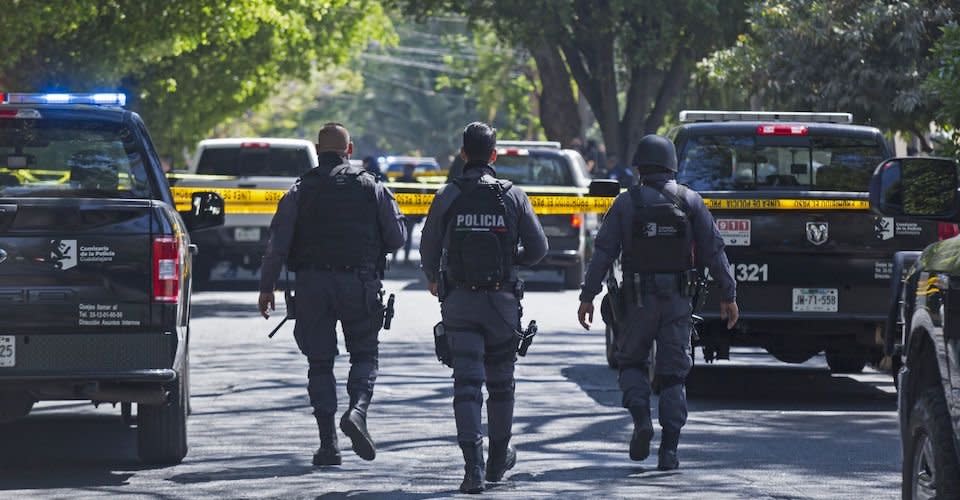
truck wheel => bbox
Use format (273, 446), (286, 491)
(605, 323), (619, 369)
(138, 368), (188, 465)
(902, 388), (960, 499)
(0, 392), (34, 423)
(825, 351), (866, 374)
(564, 261), (584, 290)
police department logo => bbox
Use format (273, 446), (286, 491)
(644, 222), (658, 237)
(50, 239), (77, 270)
(0, 248), (6, 264)
(806, 222), (829, 246)
(874, 217), (894, 240)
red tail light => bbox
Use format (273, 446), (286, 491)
(757, 124), (808, 136)
(153, 236), (181, 303)
(241, 141), (270, 149)
(938, 222), (960, 240)
(571, 213), (583, 229)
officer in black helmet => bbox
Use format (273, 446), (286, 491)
(258, 123), (406, 467)
(577, 134), (739, 470)
(420, 122), (548, 493)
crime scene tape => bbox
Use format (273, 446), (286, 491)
(171, 185), (869, 215)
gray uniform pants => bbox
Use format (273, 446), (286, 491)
(293, 269), (384, 417)
(441, 288), (519, 444)
(616, 291), (693, 434)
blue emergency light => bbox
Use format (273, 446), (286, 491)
(1, 92), (126, 106)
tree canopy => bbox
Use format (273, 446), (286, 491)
(1, 0), (391, 159)
(392, 0), (747, 163)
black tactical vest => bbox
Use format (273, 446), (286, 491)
(623, 183), (694, 274)
(289, 163), (381, 269)
(445, 176), (517, 288)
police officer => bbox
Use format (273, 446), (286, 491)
(420, 122), (548, 493)
(577, 134), (739, 470)
(258, 123), (406, 466)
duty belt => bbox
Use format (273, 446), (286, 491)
(294, 263), (369, 272)
(452, 281), (514, 292)
(623, 270), (698, 297)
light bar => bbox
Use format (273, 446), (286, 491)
(497, 140), (562, 150)
(497, 148), (530, 156)
(3, 93), (127, 107)
(679, 110), (853, 124)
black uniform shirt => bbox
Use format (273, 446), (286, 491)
(259, 155), (406, 293)
(420, 163), (548, 283)
(580, 173), (737, 303)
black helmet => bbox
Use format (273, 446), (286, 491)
(632, 134), (677, 173)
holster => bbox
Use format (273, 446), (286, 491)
(433, 322), (452, 367)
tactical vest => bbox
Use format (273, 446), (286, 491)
(289, 163), (381, 269)
(623, 183), (694, 274)
(445, 177), (517, 288)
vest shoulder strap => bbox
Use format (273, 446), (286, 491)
(630, 183), (690, 213)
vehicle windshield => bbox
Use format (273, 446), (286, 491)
(0, 117), (152, 198)
(494, 154), (572, 186)
(678, 134), (885, 192)
(196, 146), (312, 177)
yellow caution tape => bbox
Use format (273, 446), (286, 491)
(172, 184), (868, 215)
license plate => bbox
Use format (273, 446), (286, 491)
(792, 288), (838, 312)
(234, 227), (261, 242)
(0, 336), (14, 367)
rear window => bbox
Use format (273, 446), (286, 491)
(494, 154), (573, 186)
(678, 134), (886, 192)
(0, 117), (152, 198)
(196, 146), (312, 177)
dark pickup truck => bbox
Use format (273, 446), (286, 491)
(0, 93), (223, 464)
(870, 156), (960, 498)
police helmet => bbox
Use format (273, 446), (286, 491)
(632, 134), (677, 173)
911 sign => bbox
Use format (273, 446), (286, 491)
(717, 219), (751, 246)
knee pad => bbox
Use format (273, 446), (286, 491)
(486, 379), (515, 402)
(453, 377), (484, 404)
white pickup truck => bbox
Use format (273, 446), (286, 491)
(170, 138), (319, 283)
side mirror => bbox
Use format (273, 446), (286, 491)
(589, 179), (621, 197)
(869, 157), (960, 220)
(182, 192), (225, 231)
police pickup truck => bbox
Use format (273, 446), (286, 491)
(868, 156), (960, 498)
(672, 111), (941, 373)
(171, 138), (318, 282)
(0, 92), (223, 464)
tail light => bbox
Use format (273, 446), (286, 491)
(757, 124), (808, 136)
(938, 223), (960, 240)
(153, 236), (181, 303)
(241, 141), (270, 149)
(571, 213), (583, 229)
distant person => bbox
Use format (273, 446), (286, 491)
(362, 156), (384, 181)
(258, 123), (406, 466)
(393, 163), (420, 265)
(609, 158), (637, 187)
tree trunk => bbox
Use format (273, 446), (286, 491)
(530, 44), (581, 147)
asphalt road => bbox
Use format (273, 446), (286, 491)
(0, 270), (901, 499)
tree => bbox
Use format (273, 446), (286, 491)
(392, 0), (747, 162)
(0, 0), (391, 159)
(703, 0), (960, 148)
(926, 23), (960, 157)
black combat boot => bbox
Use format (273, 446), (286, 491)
(340, 392), (376, 461)
(459, 440), (485, 494)
(485, 438), (516, 482)
(629, 406), (654, 461)
(657, 430), (680, 471)
(312, 414), (342, 466)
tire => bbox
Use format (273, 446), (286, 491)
(605, 323), (619, 369)
(825, 351), (867, 374)
(902, 387), (960, 500)
(138, 366), (188, 465)
(564, 260), (584, 290)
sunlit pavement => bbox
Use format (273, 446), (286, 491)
(0, 269), (899, 499)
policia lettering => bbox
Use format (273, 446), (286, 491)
(446, 179), (515, 289)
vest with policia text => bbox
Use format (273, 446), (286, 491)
(288, 163), (381, 270)
(622, 183), (694, 274)
(445, 176), (517, 288)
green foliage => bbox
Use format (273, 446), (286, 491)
(437, 26), (541, 140)
(702, 0), (960, 135)
(0, 0), (391, 159)
(926, 23), (960, 158)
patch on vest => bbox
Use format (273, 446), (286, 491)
(456, 213), (507, 232)
(643, 222), (679, 237)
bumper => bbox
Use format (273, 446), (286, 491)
(0, 369), (176, 384)
(533, 250), (582, 269)
(192, 226), (266, 263)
